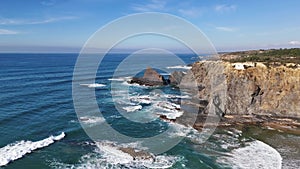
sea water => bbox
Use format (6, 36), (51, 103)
(0, 53), (298, 169)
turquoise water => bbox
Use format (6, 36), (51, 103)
(0, 53), (298, 169)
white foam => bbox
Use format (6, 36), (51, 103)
(121, 81), (148, 88)
(97, 142), (134, 164)
(129, 95), (152, 105)
(108, 78), (124, 81)
(108, 76), (132, 81)
(0, 132), (65, 167)
(157, 110), (183, 120)
(168, 123), (203, 141)
(122, 105), (143, 112)
(165, 94), (191, 99)
(80, 83), (106, 88)
(166, 65), (192, 69)
(168, 123), (194, 137)
(212, 129), (244, 150)
(52, 141), (180, 169)
(218, 140), (282, 169)
(79, 116), (105, 124)
(155, 101), (181, 111)
(153, 101), (183, 119)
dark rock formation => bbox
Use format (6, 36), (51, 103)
(119, 147), (154, 160)
(130, 67), (168, 86)
(159, 115), (176, 122)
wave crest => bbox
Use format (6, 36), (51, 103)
(0, 132), (65, 167)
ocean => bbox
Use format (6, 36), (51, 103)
(0, 53), (299, 169)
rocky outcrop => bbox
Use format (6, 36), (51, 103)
(130, 62), (299, 120)
(187, 61), (300, 118)
(130, 67), (168, 86)
(119, 147), (153, 160)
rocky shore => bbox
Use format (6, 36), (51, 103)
(129, 54), (300, 134)
(181, 60), (300, 134)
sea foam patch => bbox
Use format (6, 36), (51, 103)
(218, 140), (282, 169)
(52, 140), (181, 169)
(0, 132), (65, 166)
(122, 105), (143, 112)
(108, 76), (132, 81)
(79, 116), (105, 124)
(80, 83), (106, 88)
(153, 101), (183, 120)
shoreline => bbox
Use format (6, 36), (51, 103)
(192, 114), (300, 135)
(128, 48), (300, 137)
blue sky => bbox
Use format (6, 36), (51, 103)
(0, 0), (300, 52)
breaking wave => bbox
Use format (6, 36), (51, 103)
(108, 76), (132, 82)
(0, 132), (65, 167)
(51, 141), (181, 169)
(218, 140), (282, 169)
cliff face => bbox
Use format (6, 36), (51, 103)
(189, 61), (300, 118)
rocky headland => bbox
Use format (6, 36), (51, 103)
(130, 48), (300, 134)
(183, 60), (300, 134)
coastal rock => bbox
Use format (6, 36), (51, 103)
(188, 61), (300, 117)
(130, 67), (167, 86)
(119, 147), (154, 160)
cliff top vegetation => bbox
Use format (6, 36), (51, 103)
(220, 48), (300, 66)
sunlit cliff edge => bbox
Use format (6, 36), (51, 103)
(190, 60), (300, 117)
(175, 48), (300, 132)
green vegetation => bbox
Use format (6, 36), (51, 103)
(222, 48), (300, 66)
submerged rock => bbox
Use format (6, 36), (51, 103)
(119, 147), (154, 161)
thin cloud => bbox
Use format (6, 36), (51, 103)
(0, 16), (78, 25)
(28, 16), (78, 24)
(0, 29), (18, 35)
(216, 26), (237, 32)
(289, 40), (300, 45)
(131, 0), (167, 12)
(215, 4), (237, 13)
(178, 8), (203, 17)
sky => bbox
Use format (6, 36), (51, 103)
(0, 0), (300, 53)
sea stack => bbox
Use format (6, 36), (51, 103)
(130, 67), (168, 86)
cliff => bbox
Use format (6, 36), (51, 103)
(188, 61), (300, 117)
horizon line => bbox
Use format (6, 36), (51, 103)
(0, 46), (299, 55)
